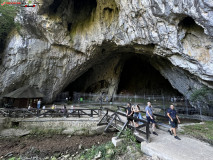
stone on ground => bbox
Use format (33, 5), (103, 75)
(112, 137), (124, 147)
(0, 128), (30, 137)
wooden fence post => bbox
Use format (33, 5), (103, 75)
(146, 122), (150, 143)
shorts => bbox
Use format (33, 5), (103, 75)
(127, 116), (133, 121)
(170, 118), (178, 128)
(133, 113), (139, 122)
(146, 116), (156, 124)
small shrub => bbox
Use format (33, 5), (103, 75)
(79, 142), (115, 160)
(78, 129), (142, 159)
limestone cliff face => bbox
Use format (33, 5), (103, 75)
(0, 0), (213, 102)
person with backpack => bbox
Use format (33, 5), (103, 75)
(167, 104), (181, 140)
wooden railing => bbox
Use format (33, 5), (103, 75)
(0, 108), (100, 118)
(98, 108), (150, 143)
(117, 105), (167, 118)
(116, 105), (171, 129)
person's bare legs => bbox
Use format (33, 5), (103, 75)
(172, 128), (176, 136)
(152, 123), (158, 135)
(152, 123), (156, 132)
(173, 127), (180, 140)
(134, 121), (138, 127)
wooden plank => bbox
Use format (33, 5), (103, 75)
(116, 120), (129, 139)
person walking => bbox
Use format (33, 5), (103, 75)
(145, 102), (158, 135)
(167, 104), (181, 140)
(63, 105), (68, 118)
(37, 99), (41, 109)
(133, 104), (140, 127)
(126, 103), (133, 126)
(137, 104), (143, 125)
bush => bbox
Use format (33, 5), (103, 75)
(190, 87), (213, 104)
(0, 4), (18, 53)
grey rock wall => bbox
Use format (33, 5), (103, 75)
(0, 0), (213, 102)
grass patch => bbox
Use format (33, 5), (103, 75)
(8, 157), (21, 160)
(78, 129), (142, 160)
(181, 121), (213, 145)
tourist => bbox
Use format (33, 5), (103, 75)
(70, 105), (74, 113)
(137, 104), (143, 125)
(63, 105), (68, 118)
(37, 99), (41, 109)
(41, 106), (46, 115)
(126, 103), (133, 125)
(51, 104), (55, 110)
(145, 102), (158, 135)
(167, 104), (181, 140)
(133, 104), (140, 127)
(106, 96), (109, 103)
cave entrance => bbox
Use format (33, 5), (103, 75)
(117, 55), (181, 96)
(61, 53), (182, 102)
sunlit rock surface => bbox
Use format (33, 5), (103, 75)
(0, 0), (213, 102)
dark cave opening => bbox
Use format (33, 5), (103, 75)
(117, 55), (181, 96)
(48, 0), (97, 23)
(178, 16), (204, 32)
(48, 0), (63, 14)
(62, 54), (182, 100)
(73, 0), (97, 15)
(64, 68), (94, 96)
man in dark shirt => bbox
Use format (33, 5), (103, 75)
(167, 104), (181, 140)
(126, 103), (133, 125)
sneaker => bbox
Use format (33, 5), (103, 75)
(168, 130), (172, 135)
(153, 132), (158, 136)
(174, 136), (181, 140)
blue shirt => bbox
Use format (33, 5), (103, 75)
(145, 106), (153, 117)
(167, 108), (177, 119)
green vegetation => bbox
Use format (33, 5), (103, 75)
(8, 157), (21, 160)
(67, 100), (73, 105)
(0, 4), (18, 52)
(30, 127), (65, 135)
(78, 142), (115, 160)
(190, 87), (213, 104)
(78, 129), (142, 160)
(181, 121), (213, 145)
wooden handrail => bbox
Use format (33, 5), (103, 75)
(117, 105), (167, 118)
(0, 108), (101, 118)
